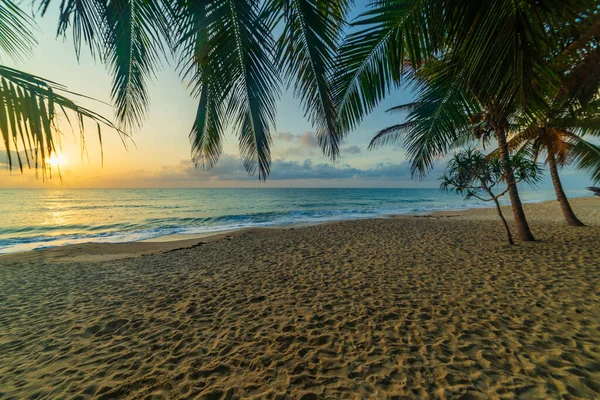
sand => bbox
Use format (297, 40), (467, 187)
(1, 197), (599, 399)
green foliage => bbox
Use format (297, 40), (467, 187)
(337, 0), (598, 143)
(173, 0), (352, 179)
(174, 0), (281, 180)
(2, 0), (599, 182)
(440, 148), (542, 201)
(368, 61), (482, 177)
(0, 0), (36, 62)
(368, 2), (600, 184)
(276, 0), (351, 159)
(507, 79), (600, 184)
(0, 0), (128, 176)
(0, 65), (126, 178)
(104, 0), (171, 131)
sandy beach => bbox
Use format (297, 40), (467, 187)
(1, 197), (599, 399)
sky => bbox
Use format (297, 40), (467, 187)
(0, 2), (595, 190)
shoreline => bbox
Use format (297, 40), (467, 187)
(1, 196), (595, 265)
(0, 203), (477, 264)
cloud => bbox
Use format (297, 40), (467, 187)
(274, 131), (321, 158)
(297, 132), (319, 148)
(152, 155), (427, 182)
(272, 133), (360, 158)
(342, 145), (362, 155)
(272, 132), (295, 142)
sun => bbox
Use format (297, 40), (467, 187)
(45, 154), (67, 168)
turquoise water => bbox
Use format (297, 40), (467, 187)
(0, 188), (590, 254)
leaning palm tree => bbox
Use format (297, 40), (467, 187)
(505, 14), (600, 226)
(367, 59), (541, 241)
(508, 99), (600, 226)
(352, 2), (599, 241)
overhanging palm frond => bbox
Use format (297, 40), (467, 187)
(0, 65), (125, 177)
(36, 0), (172, 131)
(0, 0), (36, 61)
(333, 0), (424, 138)
(368, 121), (416, 150)
(188, 81), (224, 169)
(506, 127), (541, 151)
(178, 0), (280, 180)
(104, 0), (171, 131)
(386, 102), (419, 114)
(175, 1), (225, 171)
(404, 73), (479, 178)
(370, 60), (480, 178)
(225, 0), (280, 179)
(35, 0), (106, 60)
(568, 134), (600, 183)
(276, 0), (351, 159)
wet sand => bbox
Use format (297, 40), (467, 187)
(1, 197), (599, 399)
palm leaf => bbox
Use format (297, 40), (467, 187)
(396, 62), (480, 177)
(333, 0), (424, 137)
(177, 0), (280, 180)
(368, 121), (416, 150)
(386, 102), (419, 114)
(567, 134), (600, 183)
(104, 0), (171, 131)
(174, 1), (225, 170)
(35, 0), (106, 60)
(0, 65), (125, 177)
(0, 0), (36, 62)
(276, 0), (351, 159)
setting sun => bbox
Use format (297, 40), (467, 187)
(45, 154), (66, 168)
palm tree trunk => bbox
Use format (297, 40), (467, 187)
(548, 152), (585, 226)
(492, 197), (514, 245)
(496, 129), (536, 241)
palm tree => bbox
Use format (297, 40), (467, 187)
(346, 1), (598, 241)
(508, 98), (600, 226)
(441, 148), (542, 245)
(367, 60), (541, 241)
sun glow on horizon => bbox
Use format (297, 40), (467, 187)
(45, 154), (67, 168)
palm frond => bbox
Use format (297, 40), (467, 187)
(507, 127), (541, 151)
(568, 135), (600, 183)
(104, 0), (171, 131)
(35, 0), (106, 60)
(276, 0), (352, 159)
(0, 65), (125, 177)
(403, 63), (480, 177)
(333, 0), (424, 137)
(368, 121), (416, 150)
(226, 0), (280, 179)
(0, 0), (36, 62)
(177, 0), (280, 180)
(175, 1), (225, 171)
(386, 102), (419, 114)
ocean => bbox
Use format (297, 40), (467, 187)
(0, 188), (589, 254)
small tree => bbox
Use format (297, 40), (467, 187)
(441, 148), (542, 245)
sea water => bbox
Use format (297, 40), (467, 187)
(0, 188), (589, 254)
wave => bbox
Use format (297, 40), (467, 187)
(0, 203), (488, 254)
(0, 189), (589, 254)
